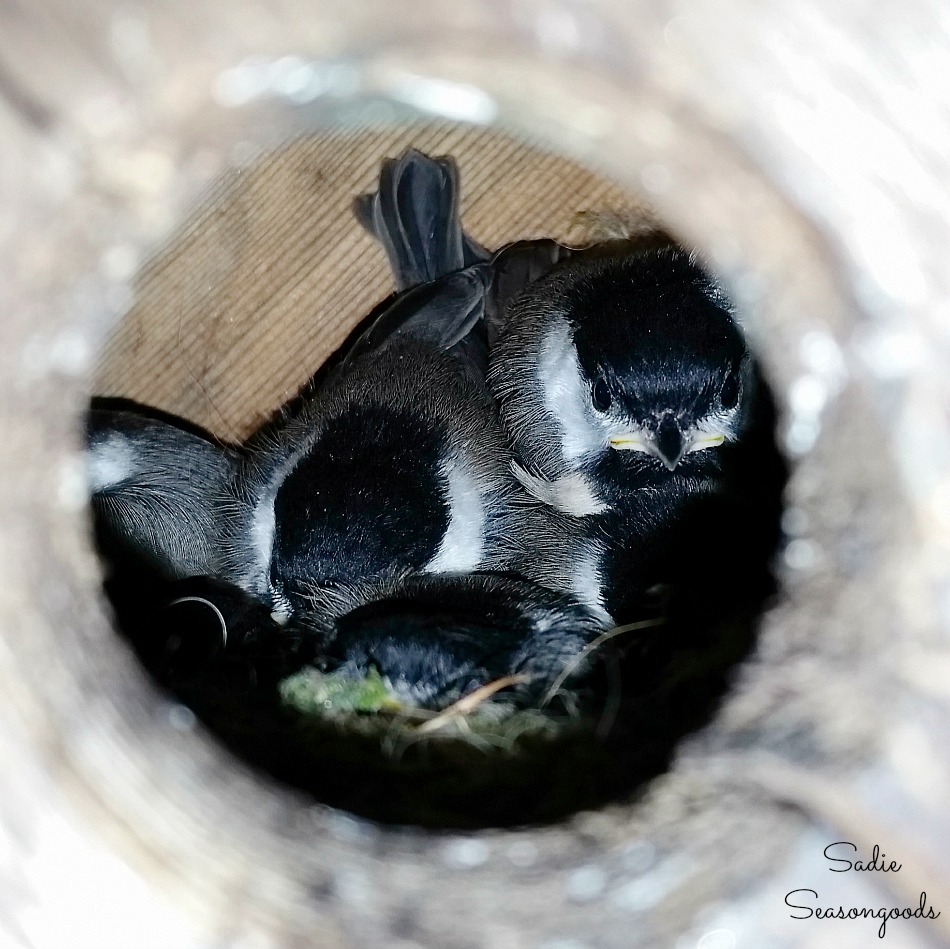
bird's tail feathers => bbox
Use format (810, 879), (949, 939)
(354, 148), (488, 292)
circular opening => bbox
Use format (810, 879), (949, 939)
(88, 120), (788, 828)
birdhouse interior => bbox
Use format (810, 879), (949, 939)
(88, 123), (787, 828)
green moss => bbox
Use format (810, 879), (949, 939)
(279, 666), (405, 716)
(276, 665), (582, 748)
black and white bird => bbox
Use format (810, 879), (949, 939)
(87, 150), (604, 709)
(486, 238), (783, 622)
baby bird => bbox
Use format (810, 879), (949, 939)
(491, 243), (751, 511)
(231, 152), (510, 619)
(88, 150), (604, 709)
(488, 240), (782, 621)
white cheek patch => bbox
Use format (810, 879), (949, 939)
(539, 321), (604, 465)
(87, 435), (138, 492)
(425, 453), (486, 573)
(512, 461), (609, 517)
(243, 433), (321, 599)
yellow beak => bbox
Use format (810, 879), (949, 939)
(687, 434), (726, 453)
(608, 434), (650, 452)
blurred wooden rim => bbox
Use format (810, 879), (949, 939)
(2, 3), (947, 946)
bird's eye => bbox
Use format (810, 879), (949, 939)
(592, 377), (612, 412)
(720, 373), (739, 410)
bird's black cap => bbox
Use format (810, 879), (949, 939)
(565, 247), (747, 425)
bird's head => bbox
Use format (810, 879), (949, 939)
(538, 247), (751, 474)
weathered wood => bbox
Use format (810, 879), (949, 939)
(2, 1), (949, 947)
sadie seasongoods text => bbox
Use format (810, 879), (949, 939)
(785, 842), (940, 939)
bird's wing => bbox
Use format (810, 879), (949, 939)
(354, 149), (574, 343)
(87, 407), (240, 581)
(485, 239), (574, 345)
(353, 148), (489, 293)
(340, 263), (492, 370)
